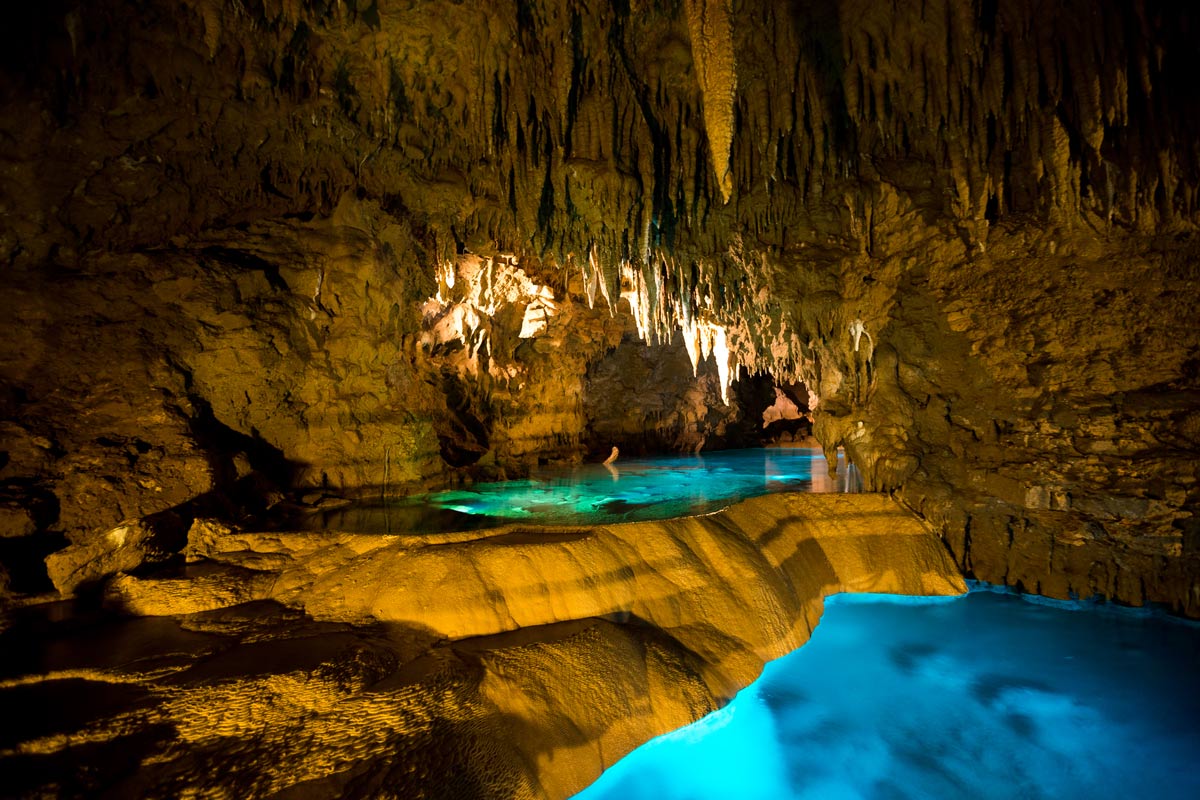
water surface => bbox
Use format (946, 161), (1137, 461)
(575, 586), (1200, 800)
(302, 447), (856, 533)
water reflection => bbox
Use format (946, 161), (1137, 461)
(574, 587), (1200, 800)
(298, 447), (857, 534)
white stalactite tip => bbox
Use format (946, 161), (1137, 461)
(849, 319), (873, 353)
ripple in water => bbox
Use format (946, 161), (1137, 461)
(574, 585), (1200, 800)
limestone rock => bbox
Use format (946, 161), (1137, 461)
(44, 519), (170, 596)
(0, 421), (56, 479)
(0, 492), (964, 799)
(685, 0), (737, 203)
(1, 0), (1199, 615)
(583, 327), (765, 454)
(103, 564), (275, 616)
(183, 518), (239, 564)
(206, 493), (965, 706)
(0, 503), (35, 539)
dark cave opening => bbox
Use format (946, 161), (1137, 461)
(580, 328), (783, 458)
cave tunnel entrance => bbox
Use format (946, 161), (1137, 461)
(581, 329), (816, 459)
(435, 372), (491, 468)
(761, 382), (816, 445)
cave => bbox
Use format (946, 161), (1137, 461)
(1, 0), (1198, 797)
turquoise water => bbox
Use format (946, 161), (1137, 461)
(575, 586), (1200, 800)
(303, 447), (856, 533)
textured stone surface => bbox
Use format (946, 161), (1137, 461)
(0, 492), (964, 799)
(0, 505), (36, 539)
(102, 563), (275, 616)
(583, 325), (768, 455)
(44, 518), (174, 596)
(0, 1), (1198, 609)
(0, 205), (752, 596)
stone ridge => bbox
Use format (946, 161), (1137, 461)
(53, 491), (967, 799)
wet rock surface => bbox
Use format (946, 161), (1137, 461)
(0, 493), (964, 799)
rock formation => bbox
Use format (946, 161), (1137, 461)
(0, 493), (965, 798)
(1, 5), (1198, 797)
(0, 0), (1199, 785)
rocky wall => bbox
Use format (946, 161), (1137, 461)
(1, 196), (763, 598)
(1, 0), (1199, 609)
(583, 322), (773, 456)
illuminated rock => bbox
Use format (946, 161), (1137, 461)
(761, 387), (803, 428)
(183, 493), (964, 798)
(12, 492), (963, 799)
(45, 518), (176, 596)
(684, 0), (737, 203)
(103, 563), (274, 616)
(0, 0), (1197, 626)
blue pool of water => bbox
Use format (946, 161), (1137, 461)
(303, 447), (856, 533)
(574, 586), (1200, 800)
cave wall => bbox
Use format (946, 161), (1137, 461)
(2, 0), (1199, 610)
(2, 194), (763, 594)
(583, 321), (771, 456)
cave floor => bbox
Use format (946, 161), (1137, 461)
(0, 491), (965, 799)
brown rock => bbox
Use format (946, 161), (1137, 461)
(44, 519), (167, 596)
(8, 492), (963, 799)
(0, 504), (35, 538)
(102, 564), (275, 616)
(0, 0), (1197, 617)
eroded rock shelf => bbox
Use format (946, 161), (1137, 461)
(1, 493), (964, 799)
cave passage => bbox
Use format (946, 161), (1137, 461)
(2, 0), (1199, 796)
(574, 586), (1200, 800)
(283, 446), (858, 534)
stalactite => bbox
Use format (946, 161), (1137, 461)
(684, 0), (736, 203)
